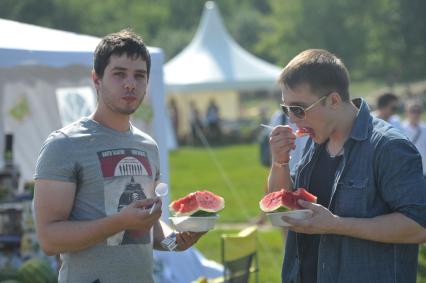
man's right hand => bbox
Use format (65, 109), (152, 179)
(118, 198), (162, 232)
(269, 125), (296, 164)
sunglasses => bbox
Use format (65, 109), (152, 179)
(280, 95), (328, 119)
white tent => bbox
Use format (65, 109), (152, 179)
(0, 18), (221, 282)
(164, 1), (281, 137)
(164, 1), (281, 93)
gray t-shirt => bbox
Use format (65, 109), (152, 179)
(34, 117), (160, 283)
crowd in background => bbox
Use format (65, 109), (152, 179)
(169, 99), (223, 146)
(372, 92), (426, 178)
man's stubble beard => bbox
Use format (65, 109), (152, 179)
(116, 97), (144, 115)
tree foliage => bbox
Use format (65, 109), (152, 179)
(0, 0), (424, 82)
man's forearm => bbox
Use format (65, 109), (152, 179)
(37, 214), (125, 255)
(267, 164), (294, 193)
(333, 212), (425, 244)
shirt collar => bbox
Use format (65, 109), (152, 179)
(348, 98), (371, 141)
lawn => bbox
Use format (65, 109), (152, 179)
(169, 144), (426, 283)
(419, 245), (426, 283)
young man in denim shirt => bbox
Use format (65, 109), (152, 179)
(267, 49), (426, 283)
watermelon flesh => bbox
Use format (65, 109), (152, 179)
(295, 128), (311, 137)
(259, 188), (317, 212)
(169, 190), (225, 216)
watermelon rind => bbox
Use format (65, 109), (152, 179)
(272, 206), (290, 212)
(190, 210), (218, 217)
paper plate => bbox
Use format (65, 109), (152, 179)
(169, 215), (219, 232)
(267, 209), (313, 227)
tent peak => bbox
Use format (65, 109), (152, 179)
(205, 1), (215, 9)
(192, 1), (233, 47)
(164, 2), (281, 93)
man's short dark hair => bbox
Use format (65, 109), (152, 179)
(376, 93), (398, 109)
(278, 49), (350, 102)
(94, 29), (151, 79)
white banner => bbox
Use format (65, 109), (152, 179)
(56, 87), (96, 126)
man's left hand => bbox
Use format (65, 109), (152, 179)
(175, 232), (206, 251)
(283, 200), (339, 234)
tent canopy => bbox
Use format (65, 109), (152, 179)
(0, 18), (162, 68)
(164, 1), (281, 93)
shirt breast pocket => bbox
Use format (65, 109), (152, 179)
(334, 179), (368, 217)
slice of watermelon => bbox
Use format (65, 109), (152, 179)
(293, 188), (317, 203)
(295, 128), (310, 137)
(259, 188), (317, 212)
(169, 190), (225, 216)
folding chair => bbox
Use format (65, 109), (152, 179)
(220, 225), (259, 283)
(191, 226), (259, 283)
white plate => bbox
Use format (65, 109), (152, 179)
(267, 209), (313, 227)
(169, 216), (219, 232)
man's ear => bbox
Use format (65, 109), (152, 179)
(329, 91), (342, 109)
(92, 70), (101, 90)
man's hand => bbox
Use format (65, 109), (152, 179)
(175, 232), (206, 251)
(118, 198), (162, 232)
(283, 200), (339, 234)
(270, 125), (296, 163)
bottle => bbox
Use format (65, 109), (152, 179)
(4, 134), (13, 166)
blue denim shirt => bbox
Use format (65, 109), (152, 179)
(282, 98), (426, 283)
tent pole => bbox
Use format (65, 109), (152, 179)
(0, 92), (4, 169)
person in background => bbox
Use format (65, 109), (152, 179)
(372, 92), (402, 130)
(205, 99), (222, 143)
(268, 49), (426, 283)
(402, 99), (426, 179)
(168, 98), (180, 140)
(33, 29), (204, 283)
(189, 101), (204, 145)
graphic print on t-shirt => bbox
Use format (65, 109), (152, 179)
(97, 148), (154, 246)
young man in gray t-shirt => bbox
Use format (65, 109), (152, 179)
(34, 30), (204, 283)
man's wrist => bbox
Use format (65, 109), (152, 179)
(330, 215), (345, 235)
(273, 161), (289, 167)
(272, 157), (291, 168)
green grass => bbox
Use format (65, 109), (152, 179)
(349, 79), (386, 99)
(169, 144), (270, 223)
(419, 245), (426, 283)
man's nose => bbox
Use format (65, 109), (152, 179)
(124, 77), (136, 91)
